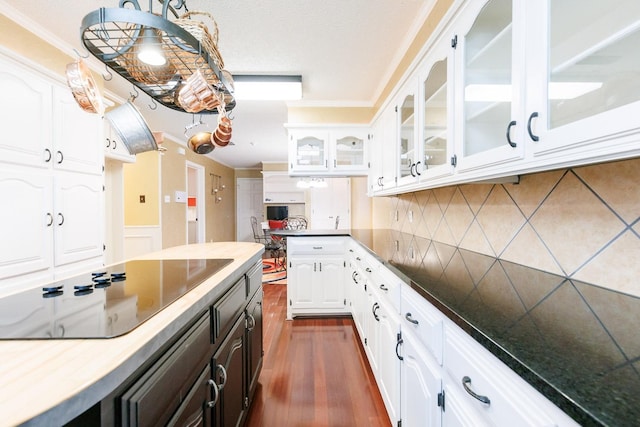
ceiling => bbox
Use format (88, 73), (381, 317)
(3, 0), (433, 169)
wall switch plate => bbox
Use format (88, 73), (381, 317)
(174, 191), (187, 203)
(164, 195), (170, 203)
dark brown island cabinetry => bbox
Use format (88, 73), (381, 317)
(75, 260), (264, 427)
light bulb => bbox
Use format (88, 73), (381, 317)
(137, 27), (166, 66)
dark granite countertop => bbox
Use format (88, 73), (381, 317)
(293, 229), (640, 427)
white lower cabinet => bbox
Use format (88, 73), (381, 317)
(301, 238), (579, 426)
(401, 328), (443, 427)
(286, 237), (347, 319)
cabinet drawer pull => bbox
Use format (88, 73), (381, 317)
(372, 302), (380, 321)
(396, 333), (403, 361)
(462, 376), (491, 405)
(506, 120), (517, 148)
(246, 313), (256, 331)
(312, 246), (323, 250)
(405, 312), (419, 325)
(356, 257), (361, 261)
(216, 364), (228, 390)
(207, 379), (220, 408)
(527, 111), (539, 141)
(379, 284), (388, 292)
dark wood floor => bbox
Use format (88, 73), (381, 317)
(245, 282), (391, 427)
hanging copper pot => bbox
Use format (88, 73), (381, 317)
(65, 59), (104, 115)
(185, 119), (215, 154)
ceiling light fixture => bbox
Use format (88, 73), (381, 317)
(136, 27), (167, 66)
(232, 75), (302, 100)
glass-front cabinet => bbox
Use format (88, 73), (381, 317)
(526, 0), (640, 159)
(453, 0), (525, 173)
(397, 80), (419, 187)
(419, 39), (454, 182)
(289, 130), (329, 173)
(288, 126), (369, 176)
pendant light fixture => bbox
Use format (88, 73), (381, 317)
(136, 27), (167, 66)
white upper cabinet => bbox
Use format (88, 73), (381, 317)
(287, 125), (370, 176)
(397, 79), (420, 187)
(0, 56), (53, 169)
(419, 39), (455, 182)
(526, 0), (640, 162)
(369, 104), (398, 194)
(453, 0), (526, 173)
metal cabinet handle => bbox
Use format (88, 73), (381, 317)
(319, 262), (322, 272)
(44, 148), (52, 163)
(527, 112), (539, 141)
(506, 120), (517, 147)
(372, 302), (380, 321)
(356, 257), (361, 261)
(246, 313), (256, 332)
(57, 213), (65, 226)
(396, 333), (403, 361)
(56, 150), (64, 164)
(415, 161), (422, 176)
(106, 138), (111, 148)
(112, 139), (117, 149)
(462, 376), (491, 405)
(410, 163), (416, 177)
(379, 284), (388, 292)
(58, 324), (65, 337)
(46, 213), (54, 227)
(207, 379), (220, 408)
(365, 267), (372, 273)
(217, 364), (228, 390)
(405, 312), (419, 325)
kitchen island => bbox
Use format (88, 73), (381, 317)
(277, 228), (640, 427)
(0, 242), (264, 426)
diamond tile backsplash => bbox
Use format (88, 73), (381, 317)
(374, 158), (640, 297)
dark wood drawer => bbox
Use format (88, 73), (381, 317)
(212, 277), (246, 343)
(120, 312), (211, 426)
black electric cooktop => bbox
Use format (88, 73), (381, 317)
(0, 259), (232, 339)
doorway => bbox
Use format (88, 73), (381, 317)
(236, 178), (264, 242)
(186, 161), (205, 244)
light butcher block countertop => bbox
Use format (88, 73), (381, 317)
(0, 242), (263, 427)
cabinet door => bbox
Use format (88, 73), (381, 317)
(53, 86), (103, 175)
(0, 171), (53, 281)
(453, 0), (526, 173)
(401, 329), (443, 427)
(105, 122), (136, 162)
(288, 258), (315, 313)
(246, 288), (263, 400)
(376, 299), (401, 424)
(212, 316), (246, 427)
(380, 105), (398, 190)
(289, 130), (329, 173)
(527, 0), (640, 159)
(0, 55), (53, 169)
(315, 257), (345, 309)
(53, 173), (104, 267)
(397, 81), (420, 186)
(168, 365), (212, 427)
(331, 129), (368, 173)
(419, 41), (455, 181)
